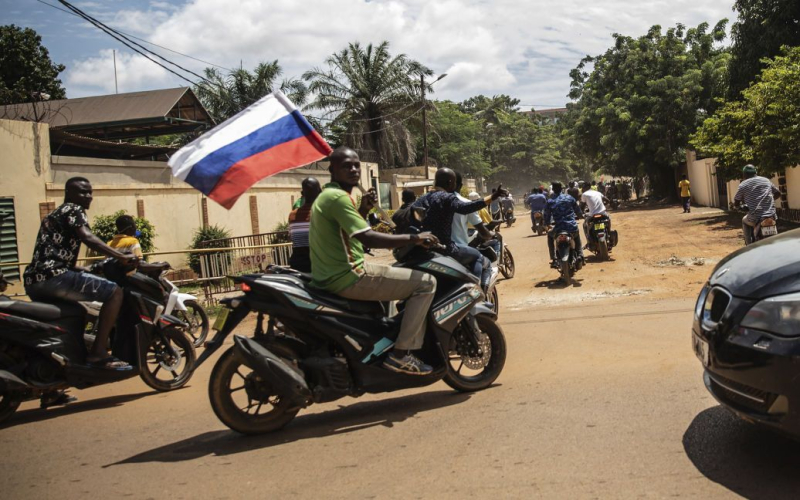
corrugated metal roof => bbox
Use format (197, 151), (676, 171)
(0, 87), (212, 129)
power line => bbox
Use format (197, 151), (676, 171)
(35, 0), (232, 71)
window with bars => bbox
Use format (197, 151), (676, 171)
(0, 198), (20, 281)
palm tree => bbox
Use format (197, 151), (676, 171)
(194, 61), (309, 123)
(303, 41), (432, 167)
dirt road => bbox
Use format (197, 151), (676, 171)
(2, 204), (798, 499)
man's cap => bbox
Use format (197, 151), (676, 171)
(743, 164), (757, 175)
(468, 191), (480, 201)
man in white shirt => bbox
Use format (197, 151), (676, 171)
(579, 181), (612, 243)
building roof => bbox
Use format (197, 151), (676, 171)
(0, 87), (214, 140)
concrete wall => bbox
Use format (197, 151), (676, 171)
(686, 152), (720, 208)
(0, 119), (379, 277)
(786, 167), (800, 209)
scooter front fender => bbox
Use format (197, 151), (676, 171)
(172, 292), (197, 312)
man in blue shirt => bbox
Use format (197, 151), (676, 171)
(544, 182), (584, 268)
(413, 169), (506, 290)
(526, 187), (548, 231)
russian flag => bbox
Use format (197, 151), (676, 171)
(169, 90), (332, 209)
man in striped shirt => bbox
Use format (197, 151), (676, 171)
(288, 177), (321, 273)
(734, 164), (781, 245)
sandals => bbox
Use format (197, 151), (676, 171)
(86, 356), (133, 371)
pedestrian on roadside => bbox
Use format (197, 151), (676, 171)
(678, 175), (691, 213)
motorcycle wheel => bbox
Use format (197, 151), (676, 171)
(0, 353), (22, 424)
(139, 326), (196, 392)
(176, 300), (210, 348)
(598, 240), (610, 261)
(560, 261), (571, 284)
(208, 343), (300, 435)
(500, 246), (515, 279)
(444, 315), (506, 392)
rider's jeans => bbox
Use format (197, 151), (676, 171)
(742, 216), (757, 245)
(336, 262), (436, 351)
(451, 244), (491, 289)
(25, 270), (118, 303)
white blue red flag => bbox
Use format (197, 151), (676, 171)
(169, 90), (332, 209)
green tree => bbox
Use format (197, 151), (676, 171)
(303, 41), (432, 168)
(566, 21), (729, 197)
(692, 46), (800, 179)
(728, 0), (800, 99)
(0, 25), (66, 105)
(425, 101), (490, 177)
(194, 61), (308, 123)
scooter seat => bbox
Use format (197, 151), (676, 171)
(305, 288), (387, 316)
(0, 296), (85, 322)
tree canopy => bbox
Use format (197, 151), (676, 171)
(692, 46), (800, 179)
(194, 61), (308, 123)
(303, 41), (432, 168)
(728, 0), (800, 99)
(0, 25), (66, 105)
(565, 21), (729, 197)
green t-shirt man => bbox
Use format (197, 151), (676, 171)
(309, 182), (371, 293)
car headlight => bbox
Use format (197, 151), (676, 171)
(695, 284), (709, 320)
(740, 292), (800, 337)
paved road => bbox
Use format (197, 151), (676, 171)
(2, 206), (799, 499)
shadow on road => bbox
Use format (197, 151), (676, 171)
(0, 390), (157, 429)
(535, 277), (583, 289)
(105, 389), (476, 467)
(683, 405), (800, 499)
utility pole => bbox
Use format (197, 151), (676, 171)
(113, 49), (118, 94)
(421, 74), (428, 168)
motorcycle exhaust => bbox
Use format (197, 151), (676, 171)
(232, 335), (312, 409)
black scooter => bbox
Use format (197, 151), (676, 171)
(553, 230), (583, 284)
(197, 238), (507, 435)
(0, 259), (195, 424)
(585, 213), (618, 260)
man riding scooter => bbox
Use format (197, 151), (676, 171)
(734, 164), (781, 245)
(526, 187), (548, 233)
(23, 177), (135, 370)
(544, 182), (584, 269)
(579, 181), (613, 247)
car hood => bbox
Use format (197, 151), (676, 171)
(709, 228), (800, 299)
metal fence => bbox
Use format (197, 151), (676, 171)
(197, 231), (291, 303)
(777, 208), (800, 224)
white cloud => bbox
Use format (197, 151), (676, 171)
(63, 0), (735, 107)
(65, 49), (174, 95)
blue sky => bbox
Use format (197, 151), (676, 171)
(4, 0), (736, 109)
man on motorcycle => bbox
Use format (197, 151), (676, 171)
(287, 177), (322, 273)
(413, 169), (506, 293)
(526, 187), (548, 231)
(23, 177), (134, 370)
(734, 164), (781, 245)
(500, 194), (515, 223)
(579, 181), (612, 244)
(309, 148), (440, 375)
(544, 182), (584, 268)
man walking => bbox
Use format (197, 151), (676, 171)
(678, 175), (691, 213)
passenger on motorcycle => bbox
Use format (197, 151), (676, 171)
(451, 174), (494, 288)
(413, 169), (506, 293)
(527, 187), (548, 230)
(734, 164), (781, 245)
(23, 177), (134, 370)
(288, 177), (322, 273)
(309, 148), (441, 375)
(579, 181), (612, 244)
(544, 182), (585, 268)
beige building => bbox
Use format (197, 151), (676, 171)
(0, 117), (377, 295)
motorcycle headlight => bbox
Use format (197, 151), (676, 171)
(740, 292), (800, 337)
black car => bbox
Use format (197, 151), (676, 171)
(692, 229), (800, 436)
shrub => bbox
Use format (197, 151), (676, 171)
(90, 210), (156, 253)
(188, 225), (232, 274)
